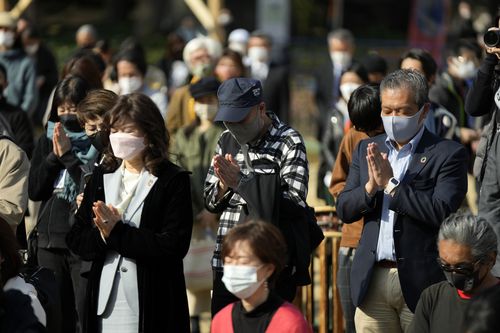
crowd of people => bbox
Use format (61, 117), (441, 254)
(1, 3), (500, 333)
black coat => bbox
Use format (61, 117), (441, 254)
(262, 63), (290, 124)
(28, 135), (85, 249)
(336, 130), (468, 312)
(314, 60), (335, 139)
(66, 160), (193, 333)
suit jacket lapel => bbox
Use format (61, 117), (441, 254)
(402, 129), (437, 184)
(103, 167), (122, 207)
(125, 170), (158, 221)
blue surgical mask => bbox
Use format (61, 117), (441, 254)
(382, 106), (425, 143)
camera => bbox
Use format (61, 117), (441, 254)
(484, 30), (500, 48)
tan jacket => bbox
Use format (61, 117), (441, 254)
(166, 84), (196, 136)
(329, 128), (367, 248)
(0, 138), (29, 227)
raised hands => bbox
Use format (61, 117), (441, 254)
(92, 201), (122, 239)
(365, 142), (393, 196)
(52, 122), (71, 157)
(214, 154), (241, 192)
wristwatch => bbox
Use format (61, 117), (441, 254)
(384, 177), (399, 195)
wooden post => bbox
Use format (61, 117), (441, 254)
(10, 0), (33, 19)
(207, 0), (224, 41)
(332, 234), (344, 333)
(0, 0), (9, 11)
(319, 239), (328, 333)
(306, 257), (314, 325)
(184, 0), (223, 42)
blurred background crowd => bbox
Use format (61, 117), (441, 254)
(0, 0), (499, 332)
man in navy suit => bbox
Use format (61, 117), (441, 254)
(336, 69), (468, 333)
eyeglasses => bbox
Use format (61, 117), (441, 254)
(436, 257), (481, 275)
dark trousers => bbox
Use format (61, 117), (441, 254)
(337, 247), (357, 333)
(211, 266), (297, 317)
(38, 247), (86, 333)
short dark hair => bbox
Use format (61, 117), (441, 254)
(399, 48), (437, 82)
(0, 218), (22, 287)
(361, 53), (388, 75)
(221, 221), (287, 286)
(114, 49), (147, 77)
(464, 285), (500, 333)
(344, 63), (369, 83)
(77, 89), (118, 125)
(107, 93), (170, 176)
(217, 48), (246, 77)
(49, 75), (92, 122)
(447, 39), (482, 60)
(348, 83), (382, 133)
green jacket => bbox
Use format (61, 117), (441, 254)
(172, 124), (223, 216)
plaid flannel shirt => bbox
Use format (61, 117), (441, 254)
(204, 112), (309, 270)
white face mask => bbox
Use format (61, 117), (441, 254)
(340, 82), (361, 102)
(194, 102), (218, 121)
(24, 43), (39, 56)
(382, 105), (425, 143)
(109, 132), (146, 160)
(0, 31), (15, 49)
(191, 63), (213, 78)
(451, 58), (476, 80)
(330, 51), (351, 69)
(118, 76), (143, 95)
(248, 46), (269, 64)
(222, 264), (265, 299)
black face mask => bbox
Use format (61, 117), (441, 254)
(88, 130), (108, 153)
(444, 268), (486, 292)
(59, 114), (83, 132)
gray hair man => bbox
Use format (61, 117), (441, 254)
(75, 24), (98, 49)
(314, 28), (356, 139)
(409, 212), (499, 333)
(337, 69), (468, 333)
(166, 36), (222, 135)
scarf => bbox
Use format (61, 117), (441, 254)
(46, 121), (98, 202)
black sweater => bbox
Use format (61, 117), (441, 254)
(28, 135), (84, 248)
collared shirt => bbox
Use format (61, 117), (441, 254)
(376, 126), (425, 261)
(204, 112), (309, 269)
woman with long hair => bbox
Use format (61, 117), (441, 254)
(67, 93), (193, 332)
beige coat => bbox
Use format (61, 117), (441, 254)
(0, 138), (29, 227)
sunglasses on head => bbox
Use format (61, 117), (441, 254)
(436, 257), (481, 275)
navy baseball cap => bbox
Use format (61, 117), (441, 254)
(215, 78), (263, 122)
(189, 77), (221, 99)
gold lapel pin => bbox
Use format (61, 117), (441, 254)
(147, 179), (154, 186)
(420, 157), (427, 164)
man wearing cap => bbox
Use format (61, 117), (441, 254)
(0, 11), (37, 114)
(204, 77), (309, 316)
